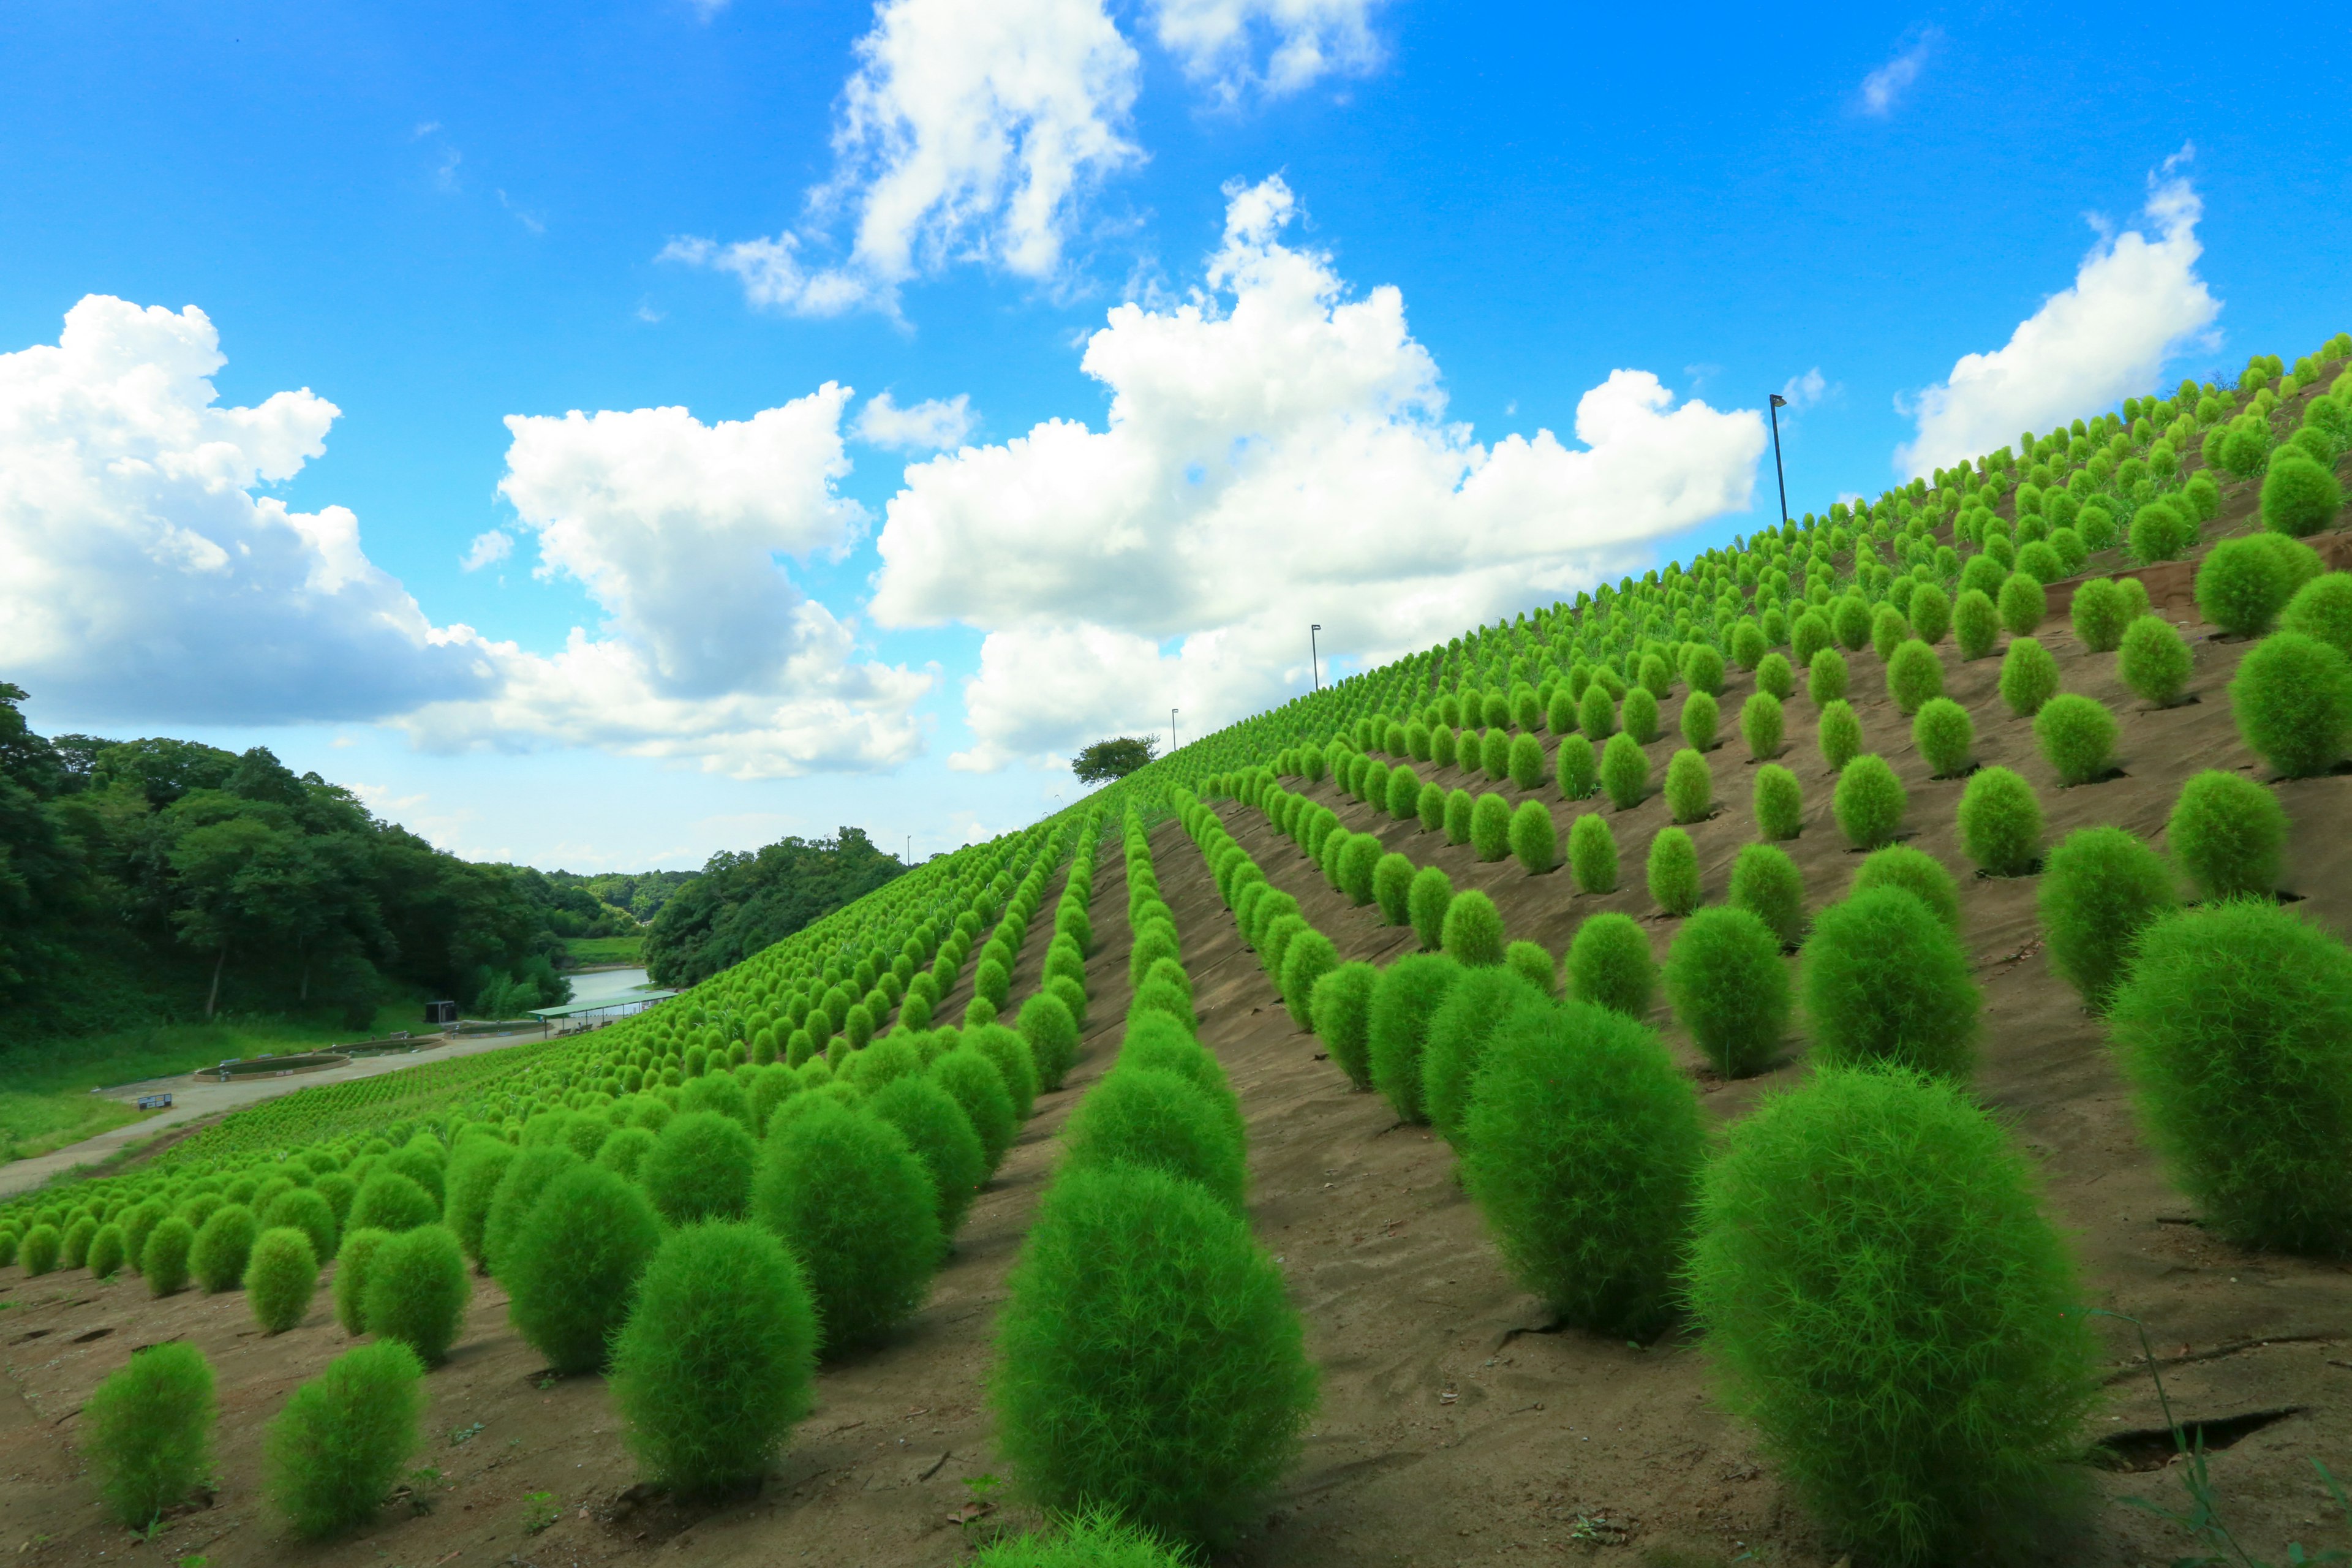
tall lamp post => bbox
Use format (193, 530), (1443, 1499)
(1767, 392), (1791, 529)
(1310, 624), (1322, 691)
(1169, 709), (1179, 753)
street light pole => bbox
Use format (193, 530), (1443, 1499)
(1169, 708), (1178, 753)
(1310, 624), (1322, 692)
(1768, 393), (1791, 530)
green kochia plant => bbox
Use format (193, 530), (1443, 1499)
(1419, 966), (1550, 1145)
(1061, 1067), (1247, 1215)
(504, 1165), (664, 1374)
(1740, 692), (1784, 760)
(1506, 800), (1556, 873)
(1665, 907), (1789, 1077)
(1600, 733), (1649, 809)
(1831, 754), (1905, 850)
(1365, 952), (1464, 1124)
(1957, 766), (2042, 876)
(992, 1163), (1316, 1549)
(1567, 812), (1616, 892)
(2035, 693), (2118, 785)
(1689, 1066), (2099, 1567)
(1999, 636), (2060, 717)
(1816, 701), (1862, 774)
(2109, 901), (2352, 1256)
(1567, 912), (1654, 1017)
(1752, 763), (1802, 840)
(1663, 748), (1711, 823)
(1803, 886), (1979, 1079)
(85, 1341), (216, 1529)
(1646, 826), (1700, 916)
(1884, 639), (1943, 714)
(363, 1224), (470, 1366)
(2231, 630), (2352, 778)
(2166, 769), (2287, 900)
(2119, 616), (2193, 707)
(246, 1227), (320, 1335)
(266, 1341), (426, 1539)
(1310, 962), (1379, 1090)
(640, 1110), (758, 1225)
(1848, 845), (1960, 935)
(2036, 826), (2177, 1011)
(1728, 843), (1805, 946)
(1441, 889), (1506, 967)
(1406, 865), (1452, 951)
(752, 1101), (941, 1356)
(1912, 697), (1973, 778)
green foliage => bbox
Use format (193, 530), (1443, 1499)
(2260, 450), (2343, 537)
(610, 1221), (817, 1493)
(2130, 497), (2196, 563)
(1554, 733), (1596, 800)
(2034, 693), (2118, 785)
(1372, 851), (1414, 924)
(1406, 864), (1452, 950)
(1740, 691), (1784, 761)
(1666, 906), (1789, 1077)
(505, 1165), (662, 1373)
(1366, 953), (1463, 1123)
(1683, 643), (1727, 696)
(1911, 696), (1973, 778)
(332, 1227), (391, 1336)
(2035, 825), (2176, 1011)
(1419, 967), (1548, 1144)
(1803, 886), (1979, 1078)
(2196, 537), (2294, 637)
(2280, 571), (2352, 659)
(1850, 844), (1961, 934)
(1019, 991), (1082, 1091)
(1806, 646), (1848, 706)
(971, 1023), (1041, 1122)
(1882, 639), (1941, 715)
(2167, 769), (2286, 900)
(19, 1223), (58, 1276)
(190, 1202), (258, 1292)
(1997, 635), (2060, 717)
(348, 1169), (437, 1234)
(1689, 1066), (2098, 1566)
(644, 826), (908, 990)
(1507, 733), (1546, 790)
(752, 1101), (940, 1354)
(1441, 889), (1506, 968)
(1909, 582), (1951, 645)
(442, 1138), (516, 1265)
(1621, 685), (1660, 745)
(933, 1046), (1019, 1172)
(2118, 614), (2192, 707)
(85, 1341), (216, 1528)
(1831, 753), (1905, 850)
(85, 1223), (125, 1280)
(2231, 630), (2352, 777)
(972, 1508), (1192, 1567)
(641, 1109), (757, 1225)
(1662, 748), (1711, 824)
(1461, 1001), (1705, 1338)
(141, 1216), (194, 1297)
(1504, 940), (1556, 997)
(1339, 827), (1385, 895)
(1956, 766), (2043, 877)
(1600, 732), (1649, 809)
(1567, 811), (1616, 892)
(2071, 576), (2130, 652)
(1728, 842), (1804, 946)
(1279, 927), (1338, 1031)
(246, 1226), (319, 1335)
(1311, 962), (1380, 1089)
(363, 1223), (470, 1366)
(265, 1340), (425, 1538)
(2111, 902), (2352, 1254)
(1578, 682), (1615, 740)
(1751, 763), (1801, 841)
(992, 1163), (1315, 1548)
(1816, 699), (1862, 774)
(1468, 793), (1511, 862)
(480, 1145), (582, 1277)
(1567, 912), (1655, 1017)
(1680, 688), (1719, 752)
(1064, 1066), (1246, 1213)
(1646, 826), (1700, 916)
(1954, 588), (1999, 660)
(1506, 799), (1557, 874)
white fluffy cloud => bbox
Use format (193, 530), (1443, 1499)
(0, 296), (495, 723)
(854, 391), (976, 451)
(665, 0), (1140, 316)
(870, 177), (1766, 770)
(461, 529), (513, 571)
(1858, 28), (1939, 116)
(1147, 0), (1382, 100)
(1896, 155), (2220, 478)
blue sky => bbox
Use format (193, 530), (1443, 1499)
(3, 1), (2345, 870)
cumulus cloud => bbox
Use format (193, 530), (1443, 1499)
(869, 176), (1766, 770)
(1147, 0), (1383, 101)
(664, 0), (1140, 316)
(1859, 28), (1939, 116)
(854, 390), (976, 451)
(1896, 153), (2220, 478)
(461, 529), (513, 571)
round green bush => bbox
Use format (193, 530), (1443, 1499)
(1806, 645), (1849, 706)
(596, 1123), (659, 1180)
(1567, 911), (1655, 1017)
(480, 1144), (582, 1277)
(262, 1186), (337, 1265)
(19, 1223), (59, 1276)
(1953, 764), (2041, 877)
(1684, 642), (1727, 696)
(141, 1217), (194, 1298)
(86, 1223), (126, 1280)
(2196, 536), (2293, 637)
(1831, 753), (1905, 850)
(1366, 953), (1464, 1123)
(1504, 938), (1556, 996)
(1663, 748), (1711, 824)
(992, 1163), (1314, 1548)
(1803, 886), (1979, 1077)
(2118, 614), (2192, 706)
(1883, 639), (1942, 715)
(2280, 572), (2352, 659)
(1997, 636), (2059, 717)
(1740, 690), (1784, 760)
(1833, 594), (1872, 651)
(1406, 864), (1452, 950)
(505, 1164), (663, 1374)
(2231, 630), (2352, 777)
(1689, 1066), (2098, 1566)
(971, 1023), (1041, 1121)
(1567, 810), (1616, 892)
(1340, 826), (1387, 893)
(2167, 769), (2286, 900)
(265, 1340), (425, 1537)
(1507, 733), (1546, 790)
(1280, 927), (1338, 1031)
(2260, 450), (2343, 537)
(85, 1340), (216, 1528)
(1441, 785), (1474, 845)
(442, 1138), (517, 1266)
(1578, 682), (1615, 740)
(1953, 588), (2000, 660)
(331, 1227), (391, 1335)
(190, 1202), (258, 1293)
(62, 1216), (95, 1270)
(246, 1227), (319, 1335)
(1065, 1065), (1246, 1212)
(1908, 582), (1951, 645)
(1415, 780), (1447, 832)
(1816, 699), (1862, 774)
(1506, 799), (1557, 873)
(752, 1101), (940, 1354)
(640, 1109), (756, 1225)
(933, 1047), (1019, 1173)
(1461, 1001), (1705, 1338)
(1728, 842), (1804, 946)
(1600, 732), (1649, 809)
(610, 1221), (817, 1494)
(363, 1223), (470, 1366)
(2034, 692), (2118, 785)
(1420, 967), (1549, 1144)
(1680, 688), (1719, 752)
(2111, 902), (2352, 1254)
(1906, 695), (1969, 778)
(1621, 685), (1661, 745)
(1554, 733), (1596, 799)
(1871, 604), (1909, 664)
(347, 1169), (436, 1234)
(1850, 844), (1961, 933)
(1792, 609), (1833, 669)
(1441, 888), (1506, 967)
(1666, 906), (1790, 1077)
(1646, 826), (1700, 916)
(1020, 992), (1082, 1091)
(2130, 496), (2196, 562)
(973, 1508), (1192, 1567)
(1310, 961), (1380, 1089)
(1751, 763), (1801, 841)
(2037, 825), (2176, 1009)
(2071, 576), (2130, 652)
(1372, 851), (1415, 924)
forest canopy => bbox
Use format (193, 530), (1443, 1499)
(643, 827), (907, 989)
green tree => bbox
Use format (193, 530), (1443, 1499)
(1072, 736), (1158, 785)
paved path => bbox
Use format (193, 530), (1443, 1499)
(0, 1028), (548, 1200)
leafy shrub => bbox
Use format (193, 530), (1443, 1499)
(1310, 962), (1380, 1089)
(1953, 589), (1999, 660)
(1506, 799), (1557, 874)
(1461, 1001), (1705, 1338)
(1507, 733), (1546, 790)
(2280, 571), (2352, 659)
(2034, 692), (2118, 785)
(1621, 685), (1661, 745)
(2196, 537), (2293, 637)
(1441, 888), (1506, 968)
(19, 1224), (59, 1276)
(190, 1202), (258, 1292)
(2130, 497), (2196, 562)
(1850, 845), (1961, 933)
(1751, 763), (1801, 840)
(1600, 733), (1649, 809)
(1372, 851), (1415, 924)
(85, 1341), (215, 1528)
(2167, 769), (2286, 900)
(1689, 1066), (2097, 1566)
(1953, 764), (2041, 877)
(752, 1101), (940, 1353)
(2231, 630), (2352, 777)
(1803, 886), (1979, 1077)
(1064, 1067), (1246, 1213)
(1567, 812), (1616, 892)
(2110, 902), (2352, 1254)
(1833, 594), (1872, 652)
(1019, 992), (1082, 1091)
(1567, 912), (1655, 1017)
(971, 1023), (1041, 1121)
(265, 1341), (425, 1538)
(1366, 954), (1464, 1123)
(1684, 643), (1727, 696)
(610, 1222), (816, 1494)
(1420, 967), (1549, 1143)
(1554, 733), (1596, 799)
(348, 1169), (436, 1234)
(1883, 639), (1942, 715)
(1903, 695), (1967, 778)
(1871, 605), (1909, 665)
(1504, 939), (1556, 996)
(1831, 753), (1905, 850)
(86, 1223), (126, 1280)
(1728, 842), (1804, 945)
(1666, 906), (1790, 1077)
(2118, 614), (2192, 706)
(1681, 689), (1719, 751)
(481, 1145), (584, 1277)
(503, 1165), (662, 1373)
(1646, 827), (1700, 916)
(363, 1224), (470, 1365)
(972, 1507), (1192, 1567)
(1792, 609), (1832, 669)
(142, 1217), (194, 1298)
(2260, 450), (2343, 537)
(2035, 825), (2176, 1010)
(1279, 927), (1338, 1030)
(640, 1110), (756, 1225)
(2070, 577), (2130, 652)
(246, 1227), (319, 1335)
(1740, 691), (1784, 760)
(992, 1163), (1314, 1548)
(1997, 636), (2059, 717)
(1663, 748), (1711, 824)
(262, 1187), (337, 1267)
(444, 1139), (518, 1265)
(1406, 864), (1452, 949)
(1816, 699), (1862, 774)
(1807, 646), (1848, 706)
(332, 1227), (391, 1335)
(1578, 682), (1615, 740)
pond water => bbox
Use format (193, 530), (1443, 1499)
(565, 967), (655, 1005)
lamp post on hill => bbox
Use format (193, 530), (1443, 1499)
(1169, 709), (1179, 754)
(1768, 393), (1791, 529)
(1310, 624), (1322, 691)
